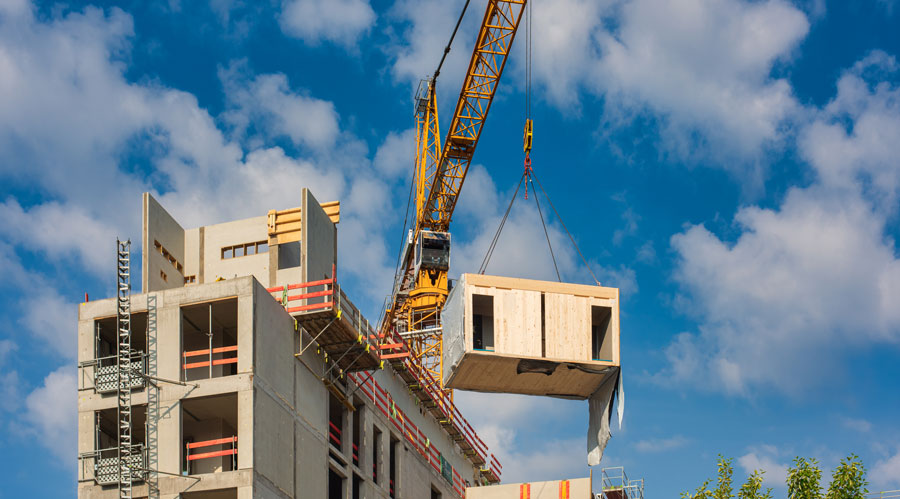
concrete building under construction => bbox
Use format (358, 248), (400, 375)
(77, 191), (502, 498)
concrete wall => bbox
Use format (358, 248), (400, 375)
(301, 188), (336, 286)
(143, 193), (186, 293)
(78, 279), (256, 498)
(202, 216), (269, 285)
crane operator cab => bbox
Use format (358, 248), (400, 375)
(415, 230), (450, 272)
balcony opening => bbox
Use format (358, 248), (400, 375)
(372, 426), (382, 484)
(472, 294), (494, 351)
(328, 468), (345, 499)
(182, 393), (238, 475)
(181, 298), (238, 382)
(328, 392), (345, 454)
(352, 473), (362, 499)
(389, 434), (399, 498)
(93, 405), (147, 485)
(92, 313), (148, 394)
(351, 403), (361, 467)
(591, 306), (614, 361)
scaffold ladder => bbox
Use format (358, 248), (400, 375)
(116, 239), (133, 499)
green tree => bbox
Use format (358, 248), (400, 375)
(788, 457), (823, 499)
(738, 470), (773, 499)
(826, 454), (868, 499)
(716, 455), (736, 499)
(681, 478), (713, 499)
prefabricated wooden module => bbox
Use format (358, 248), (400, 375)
(442, 274), (620, 399)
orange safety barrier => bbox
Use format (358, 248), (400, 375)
(266, 265), (336, 314)
(347, 368), (501, 496)
(186, 436), (237, 461)
(182, 345), (238, 370)
(328, 421), (342, 447)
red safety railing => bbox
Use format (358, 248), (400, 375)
(348, 366), (500, 496)
(182, 345), (238, 374)
(328, 421), (342, 449)
(266, 264), (336, 314)
(185, 436), (237, 474)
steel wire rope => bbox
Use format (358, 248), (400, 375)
(531, 171), (602, 286)
(530, 176), (562, 282)
(478, 171), (527, 274)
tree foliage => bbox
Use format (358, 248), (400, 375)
(682, 454), (867, 499)
(788, 457), (823, 499)
(739, 470), (774, 499)
(825, 454), (868, 499)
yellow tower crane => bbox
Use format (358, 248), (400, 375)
(380, 0), (528, 399)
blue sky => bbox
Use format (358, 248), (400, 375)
(0, 0), (898, 496)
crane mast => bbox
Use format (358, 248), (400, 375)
(382, 0), (527, 397)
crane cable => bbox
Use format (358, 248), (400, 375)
(433, 0), (472, 82)
(478, 171), (526, 275)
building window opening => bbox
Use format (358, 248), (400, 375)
(389, 435), (399, 498)
(352, 473), (362, 499)
(221, 241), (268, 260)
(91, 405), (148, 485)
(472, 294), (494, 351)
(182, 392), (238, 475)
(328, 392), (345, 453)
(351, 404), (361, 467)
(181, 298), (238, 382)
(373, 426), (382, 484)
(328, 468), (345, 499)
(591, 306), (613, 361)
(432, 486), (443, 499)
(91, 313), (148, 394)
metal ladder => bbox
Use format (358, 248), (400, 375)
(116, 239), (133, 499)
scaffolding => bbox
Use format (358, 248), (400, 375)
(600, 467), (644, 499)
(116, 239), (134, 499)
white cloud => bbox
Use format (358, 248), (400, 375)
(0, 2), (410, 313)
(597, 0), (807, 165)
(220, 63), (341, 151)
(280, 0), (375, 47)
(871, 450), (900, 489)
(373, 128), (415, 178)
(24, 366), (76, 464)
(635, 435), (688, 453)
(659, 53), (900, 396)
(17, 287), (77, 360)
(840, 417), (872, 433)
(384, 0), (477, 109)
(455, 391), (590, 483)
(738, 448), (788, 488)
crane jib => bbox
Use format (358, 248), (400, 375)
(422, 0), (527, 228)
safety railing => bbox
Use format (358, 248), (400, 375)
(185, 436), (237, 474)
(348, 371), (481, 496)
(268, 270), (384, 373)
(79, 352), (148, 394)
(78, 444), (147, 485)
(182, 345), (238, 379)
(328, 421), (342, 450)
(267, 264), (336, 314)
(601, 467), (644, 499)
(383, 328), (492, 466)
